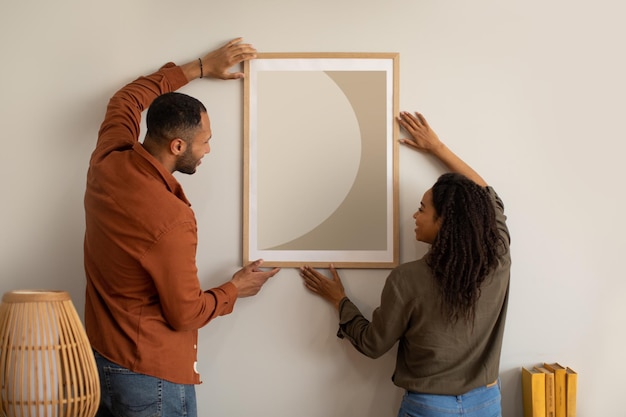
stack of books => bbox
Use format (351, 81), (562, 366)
(522, 363), (577, 417)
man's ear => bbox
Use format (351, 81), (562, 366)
(170, 138), (187, 156)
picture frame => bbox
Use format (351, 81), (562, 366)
(243, 52), (399, 268)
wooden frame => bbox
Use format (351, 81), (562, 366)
(243, 53), (399, 268)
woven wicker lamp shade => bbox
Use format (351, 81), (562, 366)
(0, 290), (100, 417)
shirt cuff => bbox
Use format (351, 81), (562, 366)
(159, 62), (190, 92)
(206, 281), (238, 316)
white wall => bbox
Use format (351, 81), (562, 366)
(1, 1), (624, 415)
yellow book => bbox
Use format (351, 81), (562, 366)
(522, 367), (546, 417)
(565, 367), (577, 417)
(534, 366), (556, 417)
(543, 363), (567, 417)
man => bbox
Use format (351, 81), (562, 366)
(83, 38), (280, 417)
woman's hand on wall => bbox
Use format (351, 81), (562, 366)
(299, 265), (346, 311)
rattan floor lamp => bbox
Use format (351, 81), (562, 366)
(0, 290), (100, 417)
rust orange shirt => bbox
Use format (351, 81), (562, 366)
(84, 63), (238, 384)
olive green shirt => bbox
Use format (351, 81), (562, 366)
(338, 187), (510, 395)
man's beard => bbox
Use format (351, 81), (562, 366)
(175, 147), (198, 175)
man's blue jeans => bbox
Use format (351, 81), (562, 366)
(94, 351), (197, 417)
(397, 380), (502, 417)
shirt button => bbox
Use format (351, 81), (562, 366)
(193, 361), (198, 374)
(194, 344), (197, 349)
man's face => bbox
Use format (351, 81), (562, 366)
(175, 112), (212, 175)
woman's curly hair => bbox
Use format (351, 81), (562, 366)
(427, 173), (506, 325)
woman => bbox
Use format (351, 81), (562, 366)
(299, 111), (511, 417)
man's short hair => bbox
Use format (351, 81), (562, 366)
(146, 92), (207, 144)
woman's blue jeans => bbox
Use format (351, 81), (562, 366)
(94, 351), (197, 417)
(397, 381), (502, 417)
